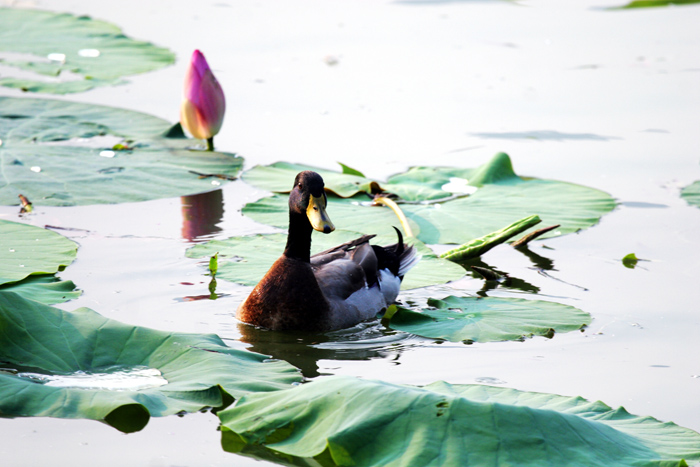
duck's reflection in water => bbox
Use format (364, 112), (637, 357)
(236, 320), (420, 379)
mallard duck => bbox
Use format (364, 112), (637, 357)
(237, 170), (419, 331)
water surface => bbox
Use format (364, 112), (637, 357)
(1, 0), (699, 465)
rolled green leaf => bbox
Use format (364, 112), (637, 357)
(440, 214), (541, 262)
(209, 252), (219, 276)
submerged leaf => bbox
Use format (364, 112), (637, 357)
(0, 8), (175, 94)
(0, 97), (242, 206)
(0, 292), (301, 433)
(219, 375), (700, 467)
(385, 295), (590, 342)
(186, 230), (464, 290)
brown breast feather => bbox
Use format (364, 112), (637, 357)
(238, 256), (331, 331)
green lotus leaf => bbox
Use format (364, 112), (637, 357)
(384, 151), (523, 201)
(0, 292), (301, 433)
(0, 97), (242, 206)
(0, 221), (79, 304)
(219, 375), (700, 467)
(0, 275), (80, 304)
(610, 0), (700, 9)
(403, 240), (466, 291)
(241, 153), (617, 244)
(338, 162), (366, 178)
(0, 220), (77, 284)
(384, 295), (590, 343)
(0, 8), (175, 94)
(681, 180), (700, 208)
(242, 161), (375, 198)
(186, 229), (464, 290)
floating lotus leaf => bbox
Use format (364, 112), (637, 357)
(186, 229), (464, 290)
(681, 181), (700, 209)
(610, 0), (700, 9)
(241, 153), (617, 244)
(0, 220), (77, 283)
(0, 292), (301, 433)
(0, 8), (175, 94)
(242, 162), (374, 198)
(219, 375), (700, 467)
(242, 160), (460, 201)
(384, 295), (591, 343)
(0, 275), (80, 304)
(0, 97), (242, 206)
(0, 221), (79, 304)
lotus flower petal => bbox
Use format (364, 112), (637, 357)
(180, 50), (226, 140)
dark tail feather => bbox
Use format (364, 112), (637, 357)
(373, 226), (420, 278)
(392, 226), (405, 257)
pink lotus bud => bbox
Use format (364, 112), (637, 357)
(180, 50), (226, 142)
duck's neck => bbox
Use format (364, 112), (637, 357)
(284, 211), (313, 262)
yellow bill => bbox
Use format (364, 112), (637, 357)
(307, 193), (335, 233)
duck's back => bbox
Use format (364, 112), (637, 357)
(311, 247), (385, 329)
(311, 239), (417, 330)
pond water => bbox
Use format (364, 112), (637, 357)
(1, 0), (700, 465)
(15, 366), (168, 391)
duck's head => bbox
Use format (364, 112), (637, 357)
(290, 171), (335, 234)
